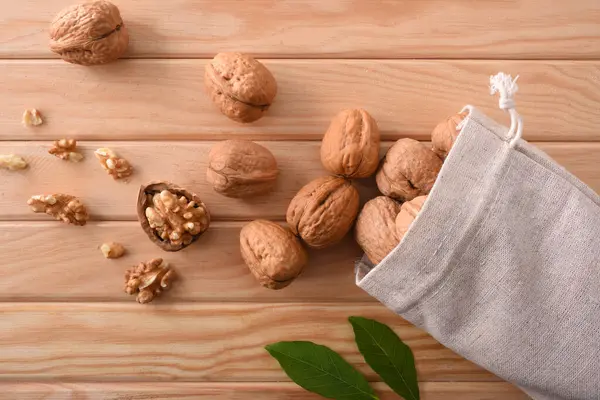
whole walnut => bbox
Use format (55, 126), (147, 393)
(396, 195), (427, 238)
(49, 1), (129, 66)
(286, 176), (359, 249)
(355, 196), (402, 265)
(205, 53), (277, 123)
(240, 220), (308, 290)
(431, 111), (469, 159)
(320, 109), (380, 178)
(376, 138), (442, 202)
(207, 139), (278, 198)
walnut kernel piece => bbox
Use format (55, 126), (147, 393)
(100, 242), (126, 259)
(137, 182), (211, 252)
(27, 194), (88, 226)
(22, 109), (43, 127)
(0, 154), (28, 170)
(95, 147), (133, 179)
(124, 258), (175, 304)
(49, 139), (84, 162)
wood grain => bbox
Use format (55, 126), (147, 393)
(0, 382), (528, 400)
(1, 141), (598, 221)
(1, 0), (599, 59)
(2, 60), (600, 141)
(0, 302), (495, 382)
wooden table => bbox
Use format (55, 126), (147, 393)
(1, 1), (599, 399)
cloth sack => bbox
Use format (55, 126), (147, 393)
(356, 74), (600, 400)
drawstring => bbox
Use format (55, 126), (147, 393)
(490, 72), (523, 147)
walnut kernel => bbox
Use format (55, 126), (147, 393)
(22, 109), (43, 127)
(49, 139), (84, 162)
(124, 258), (175, 304)
(100, 242), (126, 259)
(0, 154), (28, 170)
(27, 194), (88, 226)
(95, 147), (133, 179)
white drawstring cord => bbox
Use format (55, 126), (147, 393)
(490, 73), (523, 147)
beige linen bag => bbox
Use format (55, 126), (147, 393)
(356, 74), (600, 400)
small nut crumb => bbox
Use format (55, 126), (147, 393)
(100, 242), (125, 259)
(22, 109), (43, 127)
(49, 139), (84, 162)
(124, 258), (176, 304)
(27, 193), (88, 226)
(94, 147), (133, 179)
(0, 154), (28, 170)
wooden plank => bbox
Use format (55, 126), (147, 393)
(1, 0), (599, 59)
(0, 303), (495, 382)
(2, 60), (600, 141)
(0, 141), (597, 221)
(0, 382), (528, 400)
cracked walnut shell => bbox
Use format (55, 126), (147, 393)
(49, 0), (129, 66)
(124, 258), (175, 304)
(207, 139), (279, 198)
(49, 139), (84, 162)
(431, 111), (469, 159)
(355, 196), (403, 265)
(205, 52), (277, 123)
(95, 148), (132, 179)
(286, 176), (360, 249)
(321, 109), (380, 178)
(396, 195), (427, 239)
(376, 138), (442, 202)
(28, 194), (89, 226)
(137, 181), (210, 252)
(240, 220), (308, 290)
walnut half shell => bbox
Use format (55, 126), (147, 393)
(137, 181), (210, 252)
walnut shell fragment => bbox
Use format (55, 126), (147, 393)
(376, 138), (442, 202)
(321, 108), (380, 178)
(431, 111), (469, 159)
(286, 176), (360, 249)
(396, 195), (427, 239)
(28, 193), (89, 226)
(137, 181), (210, 252)
(207, 139), (279, 198)
(240, 220), (308, 290)
(355, 196), (403, 265)
(124, 258), (175, 304)
(49, 0), (129, 66)
(204, 52), (277, 123)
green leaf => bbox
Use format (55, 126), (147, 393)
(265, 341), (379, 400)
(349, 316), (420, 400)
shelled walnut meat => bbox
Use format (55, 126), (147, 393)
(207, 139), (279, 198)
(95, 147), (132, 179)
(376, 138), (442, 202)
(287, 176), (360, 249)
(205, 52), (277, 123)
(27, 194), (89, 226)
(431, 111), (469, 159)
(49, 139), (84, 162)
(321, 108), (380, 178)
(22, 109), (43, 127)
(396, 195), (427, 238)
(355, 196), (403, 265)
(240, 220), (308, 290)
(124, 258), (175, 304)
(137, 182), (210, 252)
(100, 242), (125, 259)
(49, 0), (129, 66)
(0, 154), (28, 170)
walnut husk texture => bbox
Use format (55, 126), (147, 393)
(431, 111), (469, 159)
(376, 138), (442, 202)
(355, 196), (403, 265)
(286, 176), (360, 249)
(27, 194), (88, 226)
(204, 53), (277, 123)
(240, 220), (308, 290)
(207, 139), (279, 198)
(49, 0), (129, 66)
(396, 195), (427, 239)
(321, 108), (380, 178)
(124, 258), (175, 304)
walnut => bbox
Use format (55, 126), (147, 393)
(100, 242), (125, 259)
(137, 181), (210, 252)
(0, 154), (28, 170)
(124, 258), (175, 304)
(431, 111), (469, 159)
(396, 195), (427, 239)
(207, 139), (279, 198)
(22, 109), (43, 127)
(49, 139), (84, 162)
(205, 53), (277, 123)
(27, 194), (88, 226)
(94, 147), (132, 179)
(376, 138), (442, 202)
(240, 220), (308, 290)
(286, 176), (359, 249)
(355, 196), (403, 265)
(321, 109), (380, 178)
(49, 0), (129, 66)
